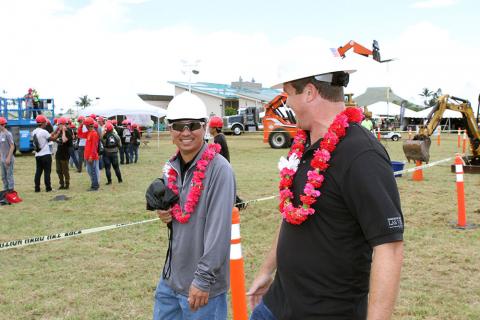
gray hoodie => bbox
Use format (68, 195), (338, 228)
(163, 143), (236, 297)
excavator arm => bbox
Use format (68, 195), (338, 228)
(403, 95), (480, 165)
(334, 40), (393, 63)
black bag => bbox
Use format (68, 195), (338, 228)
(145, 178), (179, 211)
(97, 140), (104, 155)
(105, 133), (118, 148)
(32, 134), (41, 152)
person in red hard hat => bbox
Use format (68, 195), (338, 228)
(53, 117), (73, 189)
(129, 123), (141, 163)
(120, 119), (131, 164)
(77, 117), (100, 191)
(0, 117), (16, 193)
(76, 116), (87, 172)
(32, 115), (61, 192)
(208, 116), (229, 162)
(102, 121), (123, 184)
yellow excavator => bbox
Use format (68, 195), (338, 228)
(403, 95), (480, 170)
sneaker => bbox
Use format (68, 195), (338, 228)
(46, 188), (53, 192)
(59, 186), (65, 190)
(87, 187), (98, 192)
(118, 179), (123, 183)
(106, 181), (112, 185)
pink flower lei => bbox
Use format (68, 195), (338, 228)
(279, 107), (364, 225)
(167, 143), (221, 223)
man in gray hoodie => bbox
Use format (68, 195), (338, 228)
(153, 91), (236, 320)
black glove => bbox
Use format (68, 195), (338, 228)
(145, 178), (179, 211)
(235, 195), (248, 211)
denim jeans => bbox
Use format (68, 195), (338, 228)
(86, 159), (99, 189)
(250, 300), (277, 320)
(1, 158), (14, 190)
(153, 280), (227, 320)
(68, 146), (80, 170)
(129, 144), (139, 163)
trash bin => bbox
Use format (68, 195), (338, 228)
(390, 161), (405, 178)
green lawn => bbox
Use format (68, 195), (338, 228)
(1, 133), (479, 319)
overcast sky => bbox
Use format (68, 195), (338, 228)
(1, 0), (479, 111)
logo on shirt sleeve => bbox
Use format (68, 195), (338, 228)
(387, 217), (403, 229)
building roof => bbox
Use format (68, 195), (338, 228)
(168, 81), (281, 103)
(137, 94), (173, 102)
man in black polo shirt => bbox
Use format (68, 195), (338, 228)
(247, 57), (404, 320)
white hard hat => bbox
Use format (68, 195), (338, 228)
(166, 91), (208, 121)
(271, 53), (356, 89)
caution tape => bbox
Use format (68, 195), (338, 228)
(0, 156), (456, 251)
(0, 218), (159, 251)
(393, 157), (453, 175)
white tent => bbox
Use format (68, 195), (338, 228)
(366, 102), (418, 118)
(79, 96), (167, 125)
(413, 107), (464, 119)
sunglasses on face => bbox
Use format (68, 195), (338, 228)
(169, 121), (204, 132)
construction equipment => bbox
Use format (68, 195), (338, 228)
(0, 96), (56, 153)
(403, 95), (480, 172)
(223, 106), (261, 135)
(263, 93), (358, 149)
(333, 40), (394, 63)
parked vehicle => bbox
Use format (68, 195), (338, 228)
(380, 131), (402, 141)
(0, 96), (56, 153)
(223, 106), (261, 135)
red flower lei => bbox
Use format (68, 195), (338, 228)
(278, 107), (364, 225)
(167, 143), (221, 223)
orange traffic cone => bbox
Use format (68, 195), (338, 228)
(436, 127), (441, 146)
(229, 207), (248, 320)
(377, 128), (381, 141)
(412, 160), (423, 181)
(462, 130), (467, 154)
(454, 154), (467, 228)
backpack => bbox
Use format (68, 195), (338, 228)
(97, 140), (104, 155)
(123, 129), (131, 143)
(105, 133), (118, 148)
(33, 134), (42, 152)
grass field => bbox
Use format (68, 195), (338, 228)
(1, 132), (479, 319)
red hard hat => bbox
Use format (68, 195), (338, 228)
(65, 117), (71, 123)
(105, 122), (114, 132)
(89, 113), (96, 119)
(83, 117), (94, 126)
(121, 119), (128, 125)
(57, 117), (67, 125)
(94, 122), (98, 128)
(111, 119), (118, 125)
(209, 116), (223, 128)
(97, 116), (104, 123)
(53, 117), (58, 124)
(36, 115), (47, 123)
(0, 117), (7, 125)
(69, 123), (76, 129)
(77, 115), (85, 122)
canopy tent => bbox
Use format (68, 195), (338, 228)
(79, 96), (166, 126)
(366, 102), (418, 118)
(413, 107), (467, 119)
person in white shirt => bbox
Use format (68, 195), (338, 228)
(31, 115), (60, 192)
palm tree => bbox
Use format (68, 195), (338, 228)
(75, 95), (92, 109)
(419, 88), (433, 108)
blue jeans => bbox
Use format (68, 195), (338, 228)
(86, 159), (99, 189)
(153, 280), (227, 320)
(250, 300), (277, 320)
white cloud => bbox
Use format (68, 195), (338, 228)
(0, 1), (478, 113)
(411, 0), (458, 9)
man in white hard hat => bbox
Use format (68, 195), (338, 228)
(247, 57), (404, 320)
(153, 91), (236, 320)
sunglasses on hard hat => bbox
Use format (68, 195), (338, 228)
(169, 121), (204, 132)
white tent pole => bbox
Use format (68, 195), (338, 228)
(157, 117), (160, 151)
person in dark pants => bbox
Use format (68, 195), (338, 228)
(121, 120), (131, 164)
(32, 115), (60, 192)
(54, 117), (72, 189)
(116, 120), (126, 164)
(102, 122), (123, 185)
(208, 116), (230, 162)
(67, 122), (80, 170)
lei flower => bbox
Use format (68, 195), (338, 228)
(278, 107), (364, 225)
(167, 143), (221, 223)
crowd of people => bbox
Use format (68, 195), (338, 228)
(30, 114), (142, 192)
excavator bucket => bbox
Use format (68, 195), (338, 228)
(403, 138), (431, 163)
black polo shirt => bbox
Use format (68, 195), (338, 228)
(263, 123), (404, 320)
(213, 133), (230, 163)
